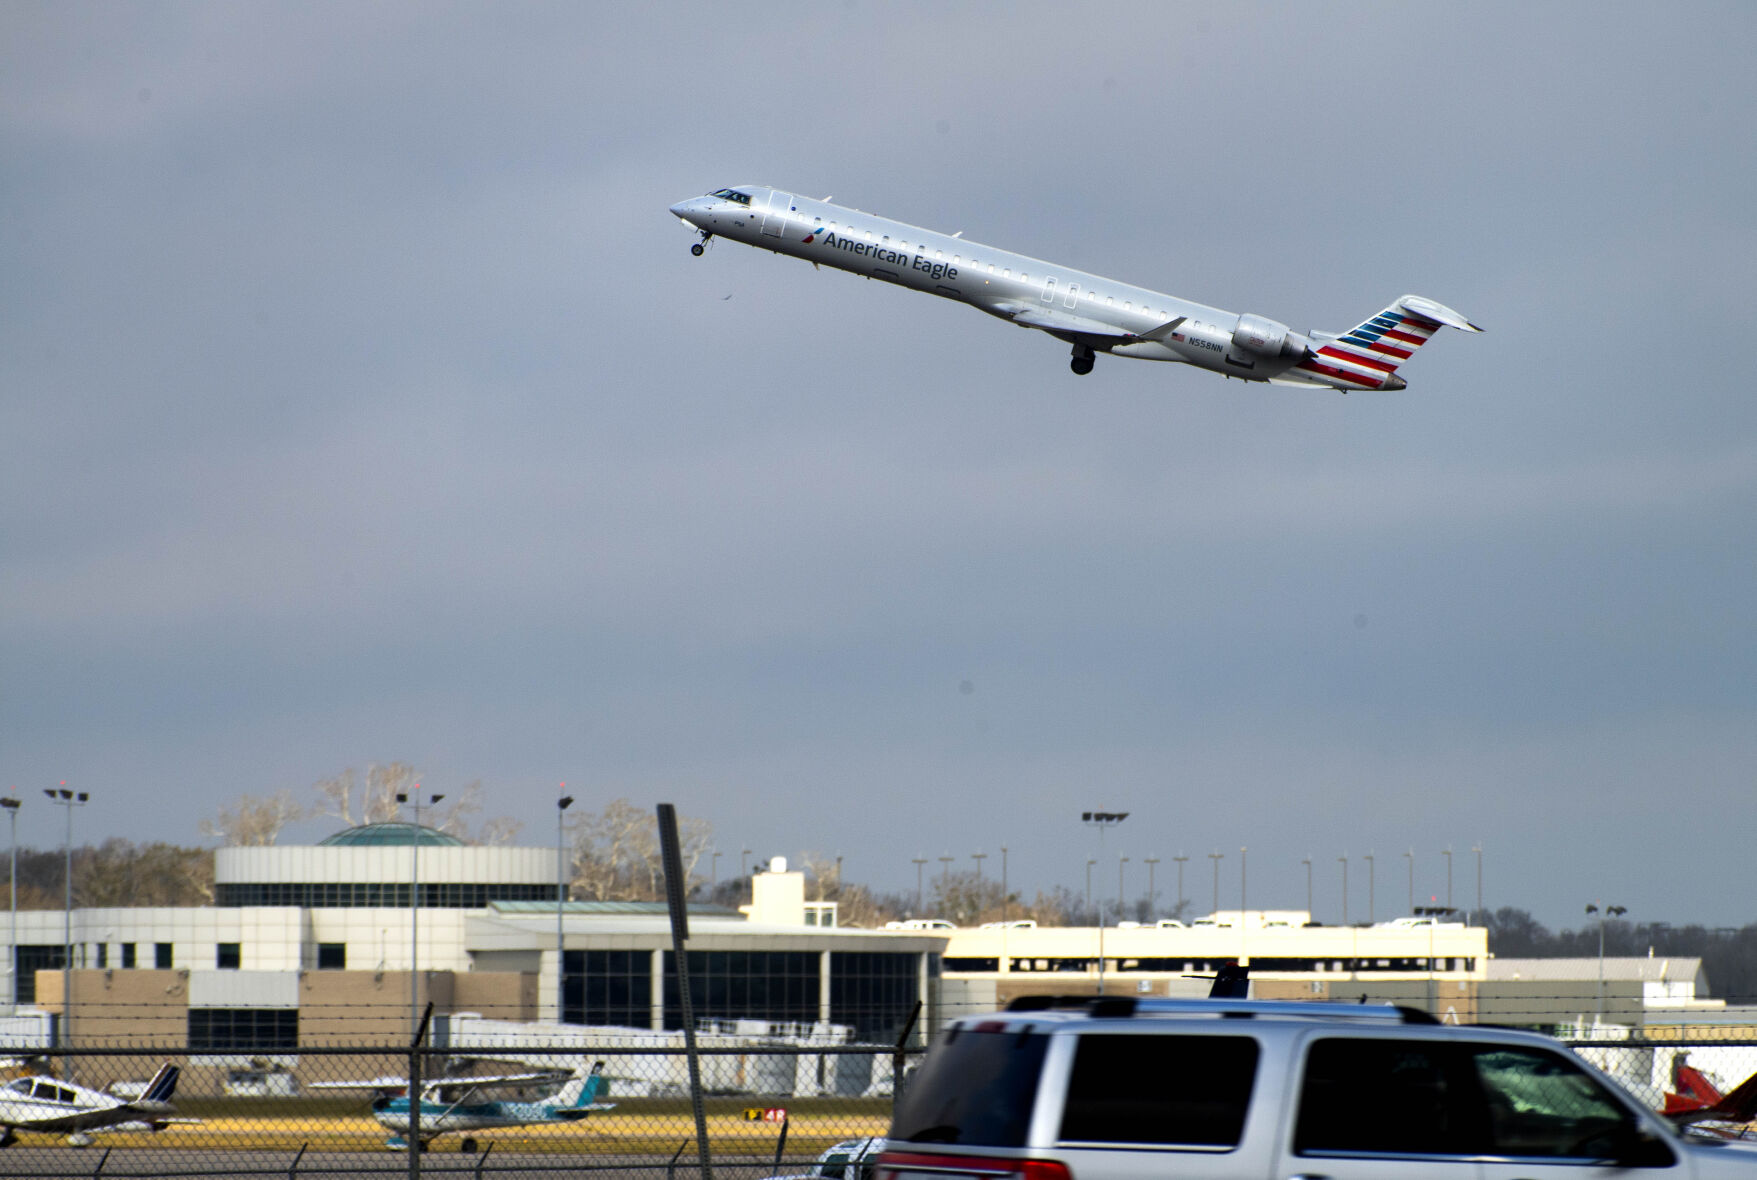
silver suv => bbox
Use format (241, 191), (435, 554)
(880, 996), (1757, 1180)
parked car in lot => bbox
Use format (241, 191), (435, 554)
(767, 1137), (884, 1180)
(879, 995), (1757, 1180)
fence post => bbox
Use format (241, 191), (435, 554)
(409, 1001), (434, 1180)
(892, 1000), (922, 1116)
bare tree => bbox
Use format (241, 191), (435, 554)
(569, 799), (711, 902)
(312, 762), (418, 827)
(199, 788), (307, 846)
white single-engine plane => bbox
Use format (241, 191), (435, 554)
(0, 1063), (189, 1148)
(671, 186), (1480, 388)
(312, 1060), (613, 1153)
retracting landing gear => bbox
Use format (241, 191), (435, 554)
(1070, 344), (1095, 375)
(690, 229), (713, 257)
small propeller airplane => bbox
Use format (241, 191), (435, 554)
(0, 1062), (191, 1148)
(670, 186), (1481, 389)
(312, 1060), (614, 1153)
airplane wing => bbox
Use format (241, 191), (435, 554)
(983, 302), (1142, 341)
(311, 1071), (569, 1095)
(551, 1102), (617, 1121)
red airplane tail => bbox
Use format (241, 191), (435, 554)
(1666, 1065), (1757, 1128)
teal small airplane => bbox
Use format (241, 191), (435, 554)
(314, 1060), (613, 1153)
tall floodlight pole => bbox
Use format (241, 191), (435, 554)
(397, 787), (444, 1037)
(3, 794), (19, 1014)
(1302, 856), (1313, 920)
(1173, 854), (1188, 917)
(1443, 847), (1454, 911)
(1338, 854), (1349, 925)
(1208, 851), (1224, 916)
(1472, 844), (1483, 925)
(44, 785), (87, 1079)
(1587, 902), (1628, 1024)
(557, 790), (574, 1021)
(971, 852), (987, 924)
(937, 855), (954, 917)
(1118, 857), (1129, 925)
(1403, 848), (1414, 915)
(1144, 856), (1159, 918)
(1363, 852), (1375, 925)
(1081, 811), (1128, 995)
(1085, 860), (1096, 917)
(1000, 846), (1009, 926)
(912, 857), (927, 916)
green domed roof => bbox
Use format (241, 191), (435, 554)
(318, 822), (464, 847)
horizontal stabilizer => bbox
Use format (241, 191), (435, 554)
(1397, 295), (1483, 334)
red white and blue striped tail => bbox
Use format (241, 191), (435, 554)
(1297, 295), (1482, 390)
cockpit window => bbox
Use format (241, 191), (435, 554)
(710, 188), (752, 206)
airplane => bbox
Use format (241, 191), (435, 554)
(669, 186), (1481, 388)
(0, 1062), (188, 1148)
(312, 1059), (614, 1153)
(1663, 1060), (1757, 1142)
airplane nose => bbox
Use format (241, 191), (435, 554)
(669, 201), (688, 218)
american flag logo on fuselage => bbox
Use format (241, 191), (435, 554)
(1297, 304), (1441, 389)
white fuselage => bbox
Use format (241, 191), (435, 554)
(670, 185), (1342, 386)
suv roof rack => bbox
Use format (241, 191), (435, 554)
(1003, 995), (1439, 1024)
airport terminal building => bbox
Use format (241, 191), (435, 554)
(6, 825), (946, 1062)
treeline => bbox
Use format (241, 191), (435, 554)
(1, 840), (215, 909)
(1485, 906), (1757, 1002)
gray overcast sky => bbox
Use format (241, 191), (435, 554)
(5, 2), (1754, 932)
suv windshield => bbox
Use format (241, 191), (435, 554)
(890, 1026), (1049, 1146)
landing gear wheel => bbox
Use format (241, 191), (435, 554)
(461, 1137), (479, 1154)
(1070, 344), (1095, 375)
(690, 243), (704, 257)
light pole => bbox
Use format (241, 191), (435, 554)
(1363, 852), (1375, 925)
(1472, 844), (1483, 925)
(1085, 859), (1096, 918)
(1403, 848), (1414, 915)
(44, 785), (87, 1078)
(1302, 856), (1313, 920)
(1082, 812), (1128, 994)
(1587, 902), (1628, 1024)
(1208, 851), (1224, 916)
(557, 790), (573, 1021)
(1000, 846), (1009, 926)
(971, 852), (987, 923)
(1173, 854), (1188, 917)
(3, 794), (18, 1013)
(397, 786), (444, 1036)
(1144, 856), (1159, 918)
(1338, 854), (1349, 925)
(937, 855), (954, 917)
(1117, 857), (1129, 926)
(912, 856), (928, 915)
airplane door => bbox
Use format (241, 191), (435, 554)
(761, 190), (793, 238)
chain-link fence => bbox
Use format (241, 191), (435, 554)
(3, 1013), (1756, 1178)
(0, 1043), (918, 1178)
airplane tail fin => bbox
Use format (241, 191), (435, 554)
(1208, 962), (1251, 999)
(141, 1063), (180, 1104)
(1669, 1068), (1757, 1128)
(556, 1061), (609, 1109)
(1303, 295), (1482, 390)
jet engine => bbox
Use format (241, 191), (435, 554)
(1231, 314), (1313, 360)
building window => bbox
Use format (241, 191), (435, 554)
(663, 950), (820, 1031)
(121, 943), (136, 969)
(95, 945), (108, 969)
(831, 952), (921, 1042)
(13, 945), (67, 1005)
(215, 881), (554, 907)
(566, 950), (650, 1027)
(155, 943), (173, 969)
(189, 1008), (298, 1053)
(216, 943), (241, 970)
(316, 943), (346, 970)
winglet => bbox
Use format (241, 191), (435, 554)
(1397, 295), (1483, 334)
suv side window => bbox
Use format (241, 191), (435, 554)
(1472, 1046), (1666, 1162)
(1059, 1034), (1259, 1149)
(890, 1027), (1050, 1147)
(1296, 1038), (1485, 1157)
